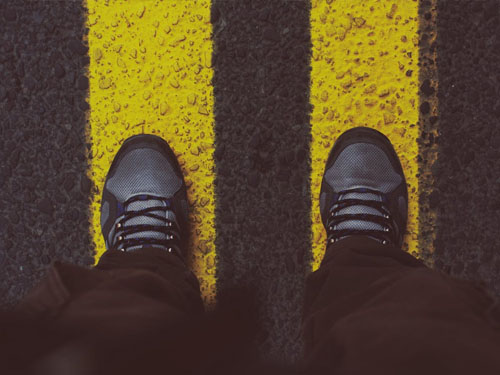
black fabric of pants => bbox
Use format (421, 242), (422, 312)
(1, 249), (258, 374)
(2, 237), (500, 374)
(301, 236), (500, 374)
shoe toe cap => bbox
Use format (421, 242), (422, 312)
(106, 147), (183, 202)
(324, 142), (403, 193)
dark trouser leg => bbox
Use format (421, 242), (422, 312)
(19, 248), (204, 322)
(301, 236), (500, 375)
(2, 248), (211, 374)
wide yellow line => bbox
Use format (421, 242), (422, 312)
(310, 0), (421, 269)
(86, 0), (216, 305)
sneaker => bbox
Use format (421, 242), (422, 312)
(319, 127), (408, 247)
(100, 134), (189, 259)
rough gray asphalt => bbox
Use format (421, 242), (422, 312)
(417, 0), (439, 265)
(433, 0), (500, 298)
(0, 1), (92, 307)
(212, 0), (312, 365)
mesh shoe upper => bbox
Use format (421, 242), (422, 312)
(100, 134), (189, 258)
(320, 127), (408, 247)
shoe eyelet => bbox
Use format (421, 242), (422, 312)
(384, 214), (389, 219)
(384, 227), (390, 232)
(119, 248), (125, 252)
(116, 223), (122, 229)
(382, 240), (387, 245)
(330, 238), (336, 244)
(167, 248), (172, 253)
(118, 236), (123, 241)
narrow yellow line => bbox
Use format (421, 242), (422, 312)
(310, 0), (421, 269)
(86, 0), (216, 305)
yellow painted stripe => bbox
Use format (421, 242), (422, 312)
(310, 0), (421, 269)
(86, 0), (216, 305)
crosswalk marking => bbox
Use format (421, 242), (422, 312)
(310, 0), (421, 268)
(86, 0), (216, 304)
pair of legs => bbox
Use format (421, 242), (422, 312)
(4, 128), (500, 374)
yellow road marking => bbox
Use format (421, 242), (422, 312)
(310, 0), (421, 268)
(86, 0), (216, 305)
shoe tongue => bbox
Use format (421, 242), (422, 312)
(122, 198), (176, 251)
(334, 191), (385, 231)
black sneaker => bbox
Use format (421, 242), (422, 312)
(100, 134), (189, 259)
(319, 127), (408, 248)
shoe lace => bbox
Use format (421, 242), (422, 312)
(112, 194), (181, 255)
(326, 188), (396, 245)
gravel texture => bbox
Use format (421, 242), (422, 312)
(417, 0), (439, 265)
(212, 0), (312, 365)
(433, 0), (500, 298)
(0, 1), (92, 308)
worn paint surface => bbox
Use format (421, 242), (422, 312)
(86, 0), (216, 304)
(310, 0), (421, 268)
